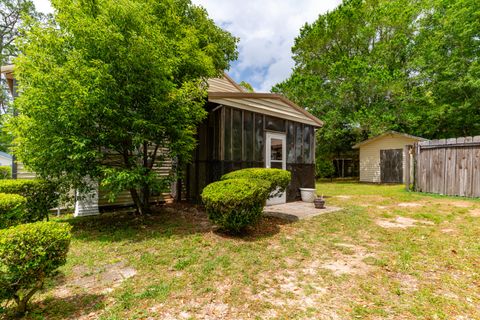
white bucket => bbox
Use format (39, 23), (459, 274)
(299, 188), (316, 203)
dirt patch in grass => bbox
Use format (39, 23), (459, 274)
(375, 216), (434, 229)
(469, 209), (480, 217)
(253, 269), (327, 312)
(398, 202), (424, 208)
(55, 261), (137, 297)
(335, 195), (352, 199)
(321, 243), (374, 276)
(390, 272), (419, 293)
(451, 201), (474, 208)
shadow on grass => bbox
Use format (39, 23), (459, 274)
(7, 293), (105, 320)
(213, 216), (293, 242)
(60, 203), (292, 243)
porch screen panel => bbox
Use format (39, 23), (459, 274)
(224, 107), (231, 161)
(295, 123), (303, 163)
(303, 125), (313, 164)
(254, 114), (264, 162)
(232, 109), (242, 161)
(244, 111), (254, 161)
(265, 116), (286, 132)
(287, 121), (295, 163)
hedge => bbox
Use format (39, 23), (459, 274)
(0, 166), (11, 179)
(221, 168), (291, 198)
(0, 179), (58, 223)
(0, 221), (72, 315)
(0, 193), (27, 229)
(201, 178), (271, 232)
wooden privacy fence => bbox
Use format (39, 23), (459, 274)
(409, 136), (480, 197)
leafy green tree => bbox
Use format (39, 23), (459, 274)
(412, 0), (480, 137)
(9, 0), (237, 214)
(0, 0), (41, 151)
(274, 0), (480, 158)
(239, 80), (254, 92)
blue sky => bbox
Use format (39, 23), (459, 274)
(33, 0), (341, 92)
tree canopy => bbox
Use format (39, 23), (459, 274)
(0, 0), (41, 151)
(273, 0), (480, 158)
(9, 0), (238, 213)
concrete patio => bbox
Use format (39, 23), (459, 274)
(263, 201), (342, 221)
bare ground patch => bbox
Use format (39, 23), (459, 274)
(55, 261), (137, 297)
(321, 243), (374, 276)
(375, 216), (434, 229)
(469, 208), (480, 217)
(390, 272), (419, 293)
(397, 202), (424, 208)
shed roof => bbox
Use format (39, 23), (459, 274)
(0, 151), (12, 159)
(352, 131), (426, 149)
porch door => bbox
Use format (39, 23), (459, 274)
(380, 149), (403, 183)
(265, 132), (286, 205)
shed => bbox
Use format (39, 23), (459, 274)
(353, 131), (426, 183)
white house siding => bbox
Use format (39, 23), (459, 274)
(358, 135), (419, 183)
(0, 155), (12, 167)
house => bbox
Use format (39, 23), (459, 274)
(0, 151), (13, 167)
(353, 131), (426, 183)
(1, 65), (323, 211)
(189, 75), (323, 205)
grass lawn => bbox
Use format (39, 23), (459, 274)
(12, 182), (480, 319)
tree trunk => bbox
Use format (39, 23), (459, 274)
(14, 282), (42, 316)
(129, 188), (150, 215)
(141, 184), (151, 214)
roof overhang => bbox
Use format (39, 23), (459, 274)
(1, 65), (15, 95)
(352, 131), (427, 149)
(208, 92), (323, 127)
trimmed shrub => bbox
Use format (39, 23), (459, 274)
(0, 193), (27, 229)
(0, 221), (72, 315)
(221, 168), (291, 198)
(0, 179), (58, 223)
(0, 166), (11, 179)
(201, 178), (270, 232)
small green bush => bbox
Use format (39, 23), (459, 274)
(0, 221), (72, 315)
(221, 168), (291, 198)
(0, 193), (27, 229)
(0, 166), (11, 179)
(0, 179), (58, 223)
(201, 178), (271, 233)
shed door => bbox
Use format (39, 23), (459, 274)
(380, 149), (403, 183)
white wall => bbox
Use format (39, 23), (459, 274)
(359, 135), (419, 183)
(0, 155), (12, 167)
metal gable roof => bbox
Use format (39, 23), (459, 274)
(352, 131), (427, 149)
(208, 91), (323, 127)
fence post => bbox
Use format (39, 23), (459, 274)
(404, 145), (411, 191)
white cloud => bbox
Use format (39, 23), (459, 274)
(33, 0), (53, 14)
(191, 0), (341, 92)
(33, 0), (341, 92)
